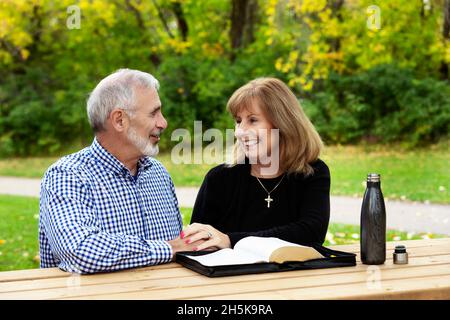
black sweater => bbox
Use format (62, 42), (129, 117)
(191, 159), (331, 247)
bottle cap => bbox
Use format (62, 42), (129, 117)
(367, 173), (380, 182)
(393, 245), (408, 264)
(395, 245), (406, 253)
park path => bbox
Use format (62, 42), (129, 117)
(1, 176), (449, 235)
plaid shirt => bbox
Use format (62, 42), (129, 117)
(39, 138), (182, 274)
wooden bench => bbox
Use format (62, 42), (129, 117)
(0, 238), (449, 299)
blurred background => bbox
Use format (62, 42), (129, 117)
(0, 0), (449, 271)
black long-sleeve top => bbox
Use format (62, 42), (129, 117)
(191, 159), (331, 247)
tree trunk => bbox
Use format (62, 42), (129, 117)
(440, 0), (450, 79)
(327, 0), (344, 52)
(171, 1), (188, 41)
(151, 0), (174, 39)
(125, 0), (145, 30)
(229, 0), (258, 60)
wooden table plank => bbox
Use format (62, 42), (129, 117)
(279, 275), (450, 300)
(0, 262), (182, 283)
(57, 264), (450, 300)
(1, 240), (449, 293)
(0, 268), (68, 283)
(1, 253), (450, 295)
(2, 259), (448, 300)
(196, 275), (450, 300)
(0, 238), (446, 283)
(0, 266), (197, 293)
(1, 238), (447, 286)
(0, 243), (449, 294)
(0, 238), (448, 300)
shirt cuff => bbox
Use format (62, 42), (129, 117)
(145, 239), (173, 264)
(164, 240), (174, 260)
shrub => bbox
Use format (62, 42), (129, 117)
(304, 65), (450, 146)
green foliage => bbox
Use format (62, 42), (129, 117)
(0, 0), (449, 156)
(303, 65), (450, 146)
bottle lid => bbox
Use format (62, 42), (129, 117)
(393, 245), (408, 264)
(367, 173), (380, 182)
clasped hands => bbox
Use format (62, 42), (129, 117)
(168, 223), (231, 256)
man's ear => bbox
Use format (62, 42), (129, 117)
(109, 108), (129, 132)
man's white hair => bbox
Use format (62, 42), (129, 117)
(87, 68), (160, 132)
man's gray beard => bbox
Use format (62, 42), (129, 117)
(127, 126), (159, 157)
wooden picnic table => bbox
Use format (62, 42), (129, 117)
(0, 238), (449, 300)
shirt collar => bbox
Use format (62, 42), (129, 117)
(138, 156), (153, 172)
(90, 138), (153, 176)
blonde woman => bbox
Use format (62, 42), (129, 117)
(181, 77), (330, 251)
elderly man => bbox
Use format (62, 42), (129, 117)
(39, 69), (198, 273)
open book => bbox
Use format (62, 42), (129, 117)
(186, 236), (325, 267)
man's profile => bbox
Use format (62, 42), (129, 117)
(39, 69), (198, 274)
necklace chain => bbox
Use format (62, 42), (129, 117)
(255, 174), (285, 194)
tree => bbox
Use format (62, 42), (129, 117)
(0, 0), (448, 156)
(441, 0), (450, 79)
(229, 0), (259, 60)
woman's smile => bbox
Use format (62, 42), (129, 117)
(242, 139), (258, 147)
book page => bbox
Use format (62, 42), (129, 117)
(186, 248), (264, 267)
(184, 237), (324, 267)
(234, 236), (304, 261)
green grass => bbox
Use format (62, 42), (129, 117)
(1, 195), (446, 271)
(0, 143), (448, 203)
(0, 157), (58, 179)
(0, 195), (40, 271)
(322, 144), (450, 204)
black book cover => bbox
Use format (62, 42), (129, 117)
(176, 245), (357, 277)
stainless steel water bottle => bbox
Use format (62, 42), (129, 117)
(360, 173), (386, 265)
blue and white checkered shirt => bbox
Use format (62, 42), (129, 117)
(39, 138), (182, 274)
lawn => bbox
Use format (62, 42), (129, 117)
(0, 143), (448, 203)
(0, 195), (41, 271)
(0, 195), (446, 272)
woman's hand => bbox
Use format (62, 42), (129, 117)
(181, 223), (231, 251)
(167, 236), (206, 258)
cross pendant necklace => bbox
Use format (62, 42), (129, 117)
(264, 195), (274, 208)
(255, 174), (286, 208)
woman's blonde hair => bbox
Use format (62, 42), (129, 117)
(226, 77), (323, 176)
